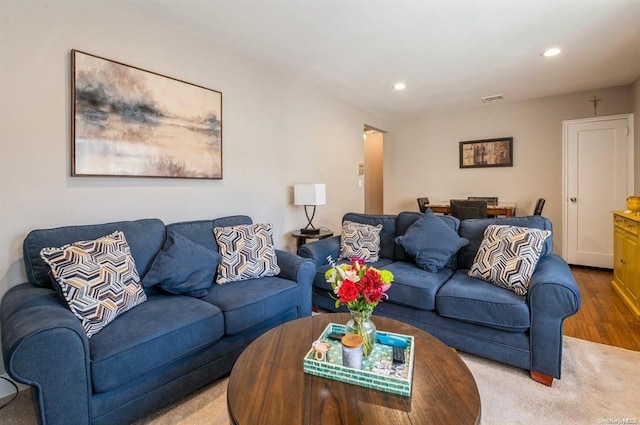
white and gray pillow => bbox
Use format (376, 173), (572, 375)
(338, 220), (383, 262)
(468, 224), (551, 295)
(40, 231), (147, 338)
(213, 223), (280, 284)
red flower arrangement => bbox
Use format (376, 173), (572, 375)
(325, 256), (394, 314)
(325, 256), (394, 356)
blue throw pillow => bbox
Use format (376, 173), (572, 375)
(395, 211), (469, 273)
(142, 228), (219, 297)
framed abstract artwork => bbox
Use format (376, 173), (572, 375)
(459, 137), (513, 169)
(71, 49), (222, 179)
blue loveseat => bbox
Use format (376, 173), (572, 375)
(298, 211), (581, 385)
(1, 215), (315, 425)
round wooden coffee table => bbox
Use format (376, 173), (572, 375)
(227, 313), (481, 424)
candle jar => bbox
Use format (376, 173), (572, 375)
(341, 334), (364, 369)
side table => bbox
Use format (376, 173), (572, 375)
(291, 229), (334, 251)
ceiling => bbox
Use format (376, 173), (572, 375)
(125, 0), (640, 119)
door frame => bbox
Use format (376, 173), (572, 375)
(363, 124), (387, 214)
(561, 113), (634, 262)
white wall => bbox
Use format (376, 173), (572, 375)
(385, 85), (634, 252)
(0, 1), (387, 380)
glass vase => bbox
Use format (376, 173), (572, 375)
(346, 309), (376, 357)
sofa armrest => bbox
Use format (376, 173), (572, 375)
(275, 250), (316, 316)
(296, 235), (341, 266)
(527, 254), (581, 378)
(1, 283), (92, 425)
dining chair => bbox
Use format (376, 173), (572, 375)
(450, 199), (488, 220)
(467, 196), (498, 206)
(417, 197), (430, 213)
(533, 198), (546, 215)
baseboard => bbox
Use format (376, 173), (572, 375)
(0, 374), (25, 399)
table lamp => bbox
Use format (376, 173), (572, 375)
(294, 183), (326, 235)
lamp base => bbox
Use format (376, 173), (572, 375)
(300, 228), (321, 235)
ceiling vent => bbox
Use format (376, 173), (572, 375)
(481, 94), (504, 103)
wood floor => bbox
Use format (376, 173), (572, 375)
(563, 265), (640, 351)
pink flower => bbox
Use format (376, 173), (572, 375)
(351, 257), (365, 267)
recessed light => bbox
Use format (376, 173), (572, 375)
(393, 82), (406, 91)
(541, 47), (561, 57)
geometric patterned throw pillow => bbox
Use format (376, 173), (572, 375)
(40, 231), (147, 338)
(213, 223), (280, 284)
(468, 225), (551, 295)
(338, 220), (383, 263)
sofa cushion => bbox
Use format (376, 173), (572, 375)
(142, 228), (220, 297)
(436, 270), (530, 332)
(24, 218), (166, 288)
(394, 212), (461, 263)
(382, 261), (454, 310)
(166, 215), (253, 253)
(468, 225), (551, 295)
(40, 231), (147, 338)
(457, 216), (553, 270)
(338, 220), (383, 262)
(395, 210), (469, 273)
(199, 276), (301, 335)
(89, 294), (224, 393)
(213, 223), (280, 284)
(342, 213), (397, 260)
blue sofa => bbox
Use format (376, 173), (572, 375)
(298, 211), (581, 385)
(1, 215), (316, 425)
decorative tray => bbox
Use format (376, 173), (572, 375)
(302, 323), (415, 396)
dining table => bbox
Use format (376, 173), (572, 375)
(425, 201), (517, 217)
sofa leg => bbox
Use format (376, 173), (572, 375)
(530, 371), (553, 386)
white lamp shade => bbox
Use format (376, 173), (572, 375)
(294, 184), (326, 206)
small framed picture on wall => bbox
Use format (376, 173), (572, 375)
(459, 137), (513, 169)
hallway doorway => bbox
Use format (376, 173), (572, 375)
(364, 125), (385, 214)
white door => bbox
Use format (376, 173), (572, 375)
(563, 114), (633, 268)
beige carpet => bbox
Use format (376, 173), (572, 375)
(1, 336), (638, 424)
(461, 336), (640, 424)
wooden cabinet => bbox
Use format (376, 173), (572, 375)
(612, 212), (640, 320)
